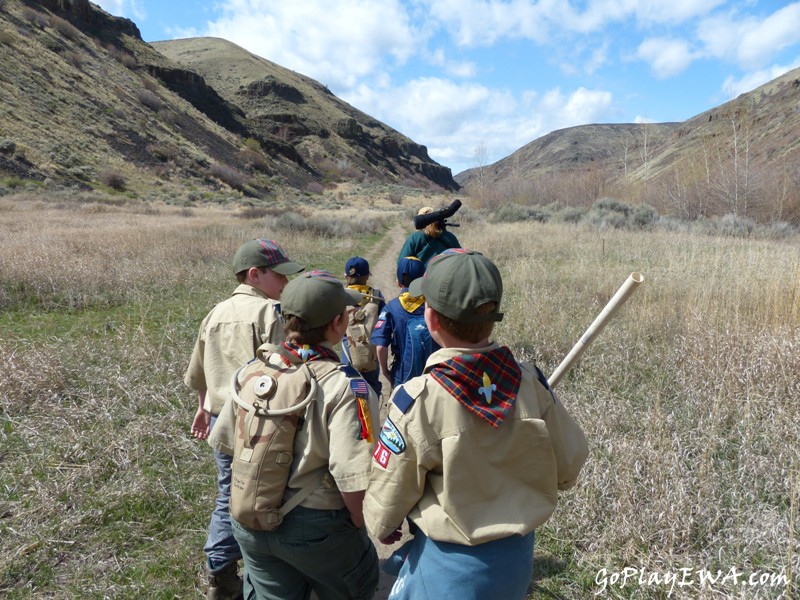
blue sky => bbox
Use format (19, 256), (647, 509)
(93, 1), (800, 176)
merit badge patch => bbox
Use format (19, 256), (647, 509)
(378, 418), (406, 455)
(351, 378), (373, 443)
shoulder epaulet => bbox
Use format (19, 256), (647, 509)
(533, 364), (552, 392)
(339, 364), (361, 378)
(392, 377), (426, 414)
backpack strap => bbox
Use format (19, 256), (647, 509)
(277, 469), (333, 521)
(230, 359), (319, 450)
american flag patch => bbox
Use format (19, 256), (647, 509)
(350, 379), (370, 396)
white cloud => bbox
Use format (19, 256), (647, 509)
(736, 3), (800, 68)
(699, 3), (800, 69)
(625, 0), (726, 25)
(428, 48), (478, 78)
(722, 59), (800, 99)
(425, 0), (726, 46)
(204, 1), (422, 91)
(345, 76), (615, 174)
(636, 37), (697, 78)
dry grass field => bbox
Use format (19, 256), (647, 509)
(1, 192), (798, 599)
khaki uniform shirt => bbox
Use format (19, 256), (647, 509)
(364, 343), (589, 545)
(210, 343), (380, 510)
(184, 284), (283, 415)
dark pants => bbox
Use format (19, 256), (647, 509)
(231, 506), (378, 600)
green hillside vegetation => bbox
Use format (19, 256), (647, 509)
(1, 194), (797, 598)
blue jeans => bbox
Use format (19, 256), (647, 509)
(388, 530), (535, 600)
(231, 506), (379, 600)
(204, 416), (242, 571)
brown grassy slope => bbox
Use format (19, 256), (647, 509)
(152, 37), (457, 190)
(0, 0), (284, 199)
(456, 122), (679, 184)
(0, 0), (455, 202)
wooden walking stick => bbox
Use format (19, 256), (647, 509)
(548, 272), (644, 388)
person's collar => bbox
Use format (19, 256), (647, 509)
(233, 283), (270, 299)
(424, 341), (500, 370)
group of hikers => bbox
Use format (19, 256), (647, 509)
(184, 205), (589, 600)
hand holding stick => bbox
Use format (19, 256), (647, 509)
(548, 272), (644, 388)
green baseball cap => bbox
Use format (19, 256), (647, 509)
(408, 249), (504, 323)
(281, 270), (362, 328)
(233, 239), (304, 276)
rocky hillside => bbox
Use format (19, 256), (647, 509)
(152, 37), (456, 192)
(0, 0), (456, 202)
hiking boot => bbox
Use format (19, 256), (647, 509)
(207, 561), (243, 600)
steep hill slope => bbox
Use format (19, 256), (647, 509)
(152, 37), (457, 191)
(0, 0), (456, 202)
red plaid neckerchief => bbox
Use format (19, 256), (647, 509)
(281, 342), (339, 364)
(429, 346), (521, 428)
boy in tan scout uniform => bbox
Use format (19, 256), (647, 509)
(364, 249), (589, 600)
(225, 269), (380, 600)
(341, 256), (385, 397)
(184, 239), (304, 600)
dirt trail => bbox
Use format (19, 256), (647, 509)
(365, 223), (406, 303)
(361, 223), (412, 600)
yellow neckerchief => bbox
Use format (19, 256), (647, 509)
(398, 291), (425, 313)
(348, 284), (372, 306)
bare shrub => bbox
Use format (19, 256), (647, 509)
(305, 181), (324, 194)
(387, 191), (403, 205)
(22, 7), (48, 29)
(208, 163), (248, 191)
(107, 45), (138, 69)
(238, 148), (270, 173)
(0, 29), (13, 46)
(134, 89), (162, 111)
(314, 156), (339, 180)
(141, 76), (159, 92)
(147, 143), (179, 163)
(236, 206), (276, 219)
(64, 50), (84, 70)
(121, 53), (137, 68)
(99, 170), (126, 191)
(49, 15), (82, 41)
